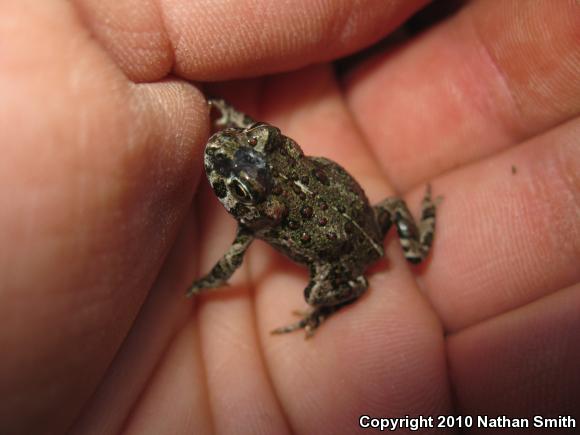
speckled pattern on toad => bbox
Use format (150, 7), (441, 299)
(187, 99), (440, 338)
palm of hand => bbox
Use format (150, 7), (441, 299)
(1, 1), (578, 434)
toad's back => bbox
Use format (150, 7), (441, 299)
(255, 139), (384, 273)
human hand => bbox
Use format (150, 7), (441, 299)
(0, 1), (578, 434)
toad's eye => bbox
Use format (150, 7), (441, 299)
(228, 177), (261, 204)
(228, 147), (271, 204)
(229, 179), (250, 201)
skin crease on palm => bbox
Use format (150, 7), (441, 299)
(0, 0), (578, 434)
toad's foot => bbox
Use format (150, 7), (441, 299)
(271, 306), (339, 339)
(374, 184), (442, 264)
(209, 98), (256, 130)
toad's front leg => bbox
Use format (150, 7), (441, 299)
(272, 263), (368, 338)
(186, 226), (254, 296)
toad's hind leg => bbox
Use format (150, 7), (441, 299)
(209, 99), (256, 129)
(374, 184), (440, 264)
(271, 264), (368, 338)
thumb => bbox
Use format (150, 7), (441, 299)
(0, 1), (208, 433)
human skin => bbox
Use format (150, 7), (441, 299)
(0, 0), (579, 434)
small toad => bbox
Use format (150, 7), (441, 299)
(188, 99), (440, 337)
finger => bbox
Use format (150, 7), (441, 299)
(0, 1), (208, 432)
(345, 0), (580, 190)
(73, 0), (428, 81)
(183, 99), (293, 430)
(72, 0), (175, 82)
(186, 183), (292, 434)
(116, 322), (214, 435)
(420, 118), (580, 333)
(70, 209), (205, 434)
(448, 283), (580, 419)
(225, 67), (453, 432)
(176, 87), (291, 432)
